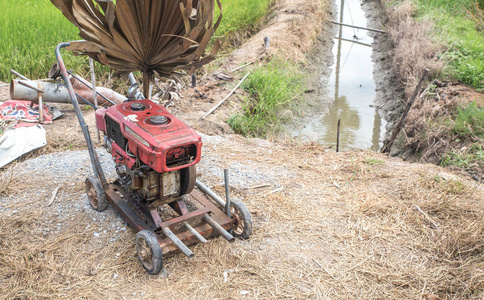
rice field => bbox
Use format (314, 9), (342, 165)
(0, 0), (84, 82)
(0, 0), (273, 83)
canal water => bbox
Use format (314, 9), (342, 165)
(290, 0), (386, 151)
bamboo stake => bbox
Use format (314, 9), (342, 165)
(201, 72), (250, 119)
(381, 69), (429, 154)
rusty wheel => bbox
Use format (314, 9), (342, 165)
(136, 230), (163, 275)
(85, 176), (108, 212)
(229, 198), (253, 239)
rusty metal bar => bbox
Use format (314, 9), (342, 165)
(162, 227), (194, 258)
(67, 71), (118, 105)
(104, 185), (156, 232)
(18, 80), (44, 93)
(203, 214), (234, 242)
(183, 222), (207, 243)
(160, 207), (209, 228)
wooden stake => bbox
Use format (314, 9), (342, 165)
(381, 69), (429, 154)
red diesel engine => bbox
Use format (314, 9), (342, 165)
(95, 99), (202, 206)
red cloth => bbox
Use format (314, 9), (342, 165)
(0, 100), (52, 126)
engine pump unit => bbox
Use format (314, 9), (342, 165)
(95, 99), (201, 206)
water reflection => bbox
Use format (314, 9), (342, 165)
(322, 95), (360, 149)
(290, 0), (387, 151)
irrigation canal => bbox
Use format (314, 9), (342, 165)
(290, 0), (387, 151)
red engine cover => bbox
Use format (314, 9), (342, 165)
(96, 99), (202, 173)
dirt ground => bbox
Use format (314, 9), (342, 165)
(1, 0), (484, 299)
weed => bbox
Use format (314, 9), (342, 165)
(228, 59), (301, 137)
(364, 158), (385, 165)
(416, 0), (484, 90)
(440, 143), (484, 171)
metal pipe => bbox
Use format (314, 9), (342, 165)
(89, 58), (101, 142)
(329, 20), (387, 34)
(128, 72), (137, 85)
(224, 169), (231, 218)
(11, 80), (125, 105)
(203, 214), (234, 242)
(162, 227), (194, 258)
(89, 58), (98, 108)
(195, 179), (225, 207)
(10, 69), (29, 80)
(128, 72), (145, 100)
(183, 222), (207, 243)
(55, 42), (107, 187)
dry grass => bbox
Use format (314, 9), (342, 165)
(381, 0), (444, 96)
(1, 135), (483, 299)
(401, 81), (484, 179)
(0, 163), (17, 195)
(277, 0), (327, 64)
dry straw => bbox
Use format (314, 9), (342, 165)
(0, 135), (483, 299)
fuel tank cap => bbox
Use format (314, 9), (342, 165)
(148, 116), (169, 125)
(131, 103), (147, 111)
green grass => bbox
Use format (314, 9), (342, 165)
(415, 0), (484, 90)
(215, 0), (273, 37)
(228, 59), (301, 137)
(0, 0), (85, 82)
(453, 101), (484, 138)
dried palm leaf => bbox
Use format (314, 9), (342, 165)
(51, 0), (222, 96)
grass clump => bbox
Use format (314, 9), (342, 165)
(0, 0), (85, 82)
(228, 59), (301, 137)
(416, 0), (484, 90)
(453, 101), (484, 138)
